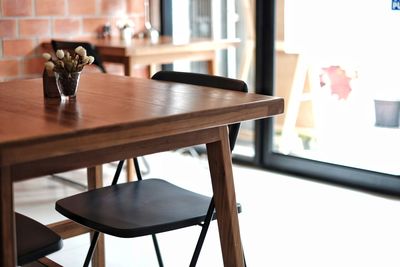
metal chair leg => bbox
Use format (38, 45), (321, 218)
(190, 197), (247, 267)
(151, 234), (164, 267)
(83, 231), (100, 267)
(189, 198), (215, 267)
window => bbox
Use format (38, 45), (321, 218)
(161, 0), (257, 160)
(264, 0), (400, 195)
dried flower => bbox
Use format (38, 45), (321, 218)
(88, 56), (95, 64)
(42, 53), (52, 61)
(56, 49), (64, 59)
(44, 61), (55, 72)
(75, 46), (86, 57)
(42, 46), (94, 76)
(82, 56), (90, 64)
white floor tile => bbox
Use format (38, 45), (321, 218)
(14, 152), (400, 266)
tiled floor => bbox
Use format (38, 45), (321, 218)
(15, 152), (400, 267)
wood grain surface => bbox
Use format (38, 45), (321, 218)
(0, 73), (284, 267)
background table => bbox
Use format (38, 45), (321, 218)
(43, 36), (240, 77)
(0, 73), (283, 266)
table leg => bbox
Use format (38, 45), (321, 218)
(0, 166), (16, 267)
(206, 126), (245, 267)
(122, 57), (133, 76)
(207, 51), (218, 75)
(127, 159), (136, 182)
(87, 166), (105, 267)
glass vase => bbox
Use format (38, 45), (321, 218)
(55, 71), (82, 101)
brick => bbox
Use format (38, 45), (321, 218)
(53, 19), (81, 36)
(101, 0), (125, 15)
(127, 0), (144, 14)
(0, 59), (20, 77)
(133, 16), (145, 32)
(83, 18), (109, 34)
(23, 56), (46, 75)
(35, 0), (65, 16)
(37, 37), (53, 55)
(0, 20), (17, 37)
(19, 19), (50, 37)
(68, 0), (96, 15)
(2, 0), (33, 16)
(3, 39), (35, 57)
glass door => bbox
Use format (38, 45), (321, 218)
(265, 0), (400, 194)
(162, 0), (257, 160)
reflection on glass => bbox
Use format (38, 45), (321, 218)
(274, 0), (400, 175)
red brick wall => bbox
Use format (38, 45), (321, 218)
(0, 0), (145, 81)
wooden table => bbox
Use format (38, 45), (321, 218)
(42, 36), (240, 76)
(0, 73), (284, 266)
(43, 36), (240, 181)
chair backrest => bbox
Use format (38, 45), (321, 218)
(51, 40), (107, 73)
(151, 70), (248, 152)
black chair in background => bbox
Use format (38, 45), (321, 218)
(51, 40), (107, 73)
(16, 212), (63, 266)
(55, 71), (248, 267)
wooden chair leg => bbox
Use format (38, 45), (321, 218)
(36, 257), (63, 267)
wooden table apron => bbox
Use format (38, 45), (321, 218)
(0, 73), (284, 267)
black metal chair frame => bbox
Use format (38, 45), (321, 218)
(147, 70), (247, 266)
(56, 71), (247, 267)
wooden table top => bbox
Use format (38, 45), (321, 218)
(0, 73), (283, 168)
(0, 73), (283, 267)
(42, 36), (240, 57)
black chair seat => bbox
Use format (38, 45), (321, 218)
(16, 213), (63, 265)
(56, 179), (214, 238)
